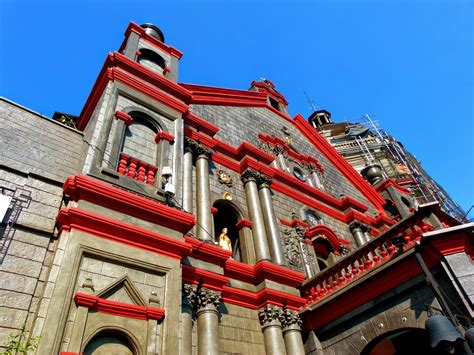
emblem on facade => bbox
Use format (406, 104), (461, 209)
(222, 192), (233, 201)
(281, 126), (293, 145)
(217, 170), (233, 187)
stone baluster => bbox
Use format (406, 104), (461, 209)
(196, 288), (221, 355)
(257, 174), (286, 265)
(259, 305), (286, 355)
(280, 309), (305, 355)
(241, 169), (271, 261)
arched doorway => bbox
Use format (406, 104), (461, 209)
(212, 200), (242, 261)
(83, 330), (138, 355)
(361, 328), (431, 355)
(312, 237), (336, 271)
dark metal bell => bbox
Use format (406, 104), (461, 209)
(425, 314), (464, 349)
(466, 327), (474, 351)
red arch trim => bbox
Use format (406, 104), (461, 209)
(305, 225), (350, 251)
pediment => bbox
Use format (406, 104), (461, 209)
(95, 275), (147, 306)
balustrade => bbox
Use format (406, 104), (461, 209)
(303, 217), (435, 306)
(117, 153), (157, 185)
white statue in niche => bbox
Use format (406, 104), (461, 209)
(216, 227), (232, 252)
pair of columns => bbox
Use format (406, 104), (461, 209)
(259, 304), (305, 355)
(349, 222), (372, 247)
(181, 284), (305, 355)
(240, 169), (285, 265)
(182, 284), (221, 355)
(183, 138), (285, 265)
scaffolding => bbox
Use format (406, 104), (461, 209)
(330, 114), (467, 222)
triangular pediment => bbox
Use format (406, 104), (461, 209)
(95, 275), (147, 306)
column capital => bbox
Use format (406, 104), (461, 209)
(196, 287), (221, 314)
(185, 138), (213, 159)
(349, 221), (368, 232)
(257, 174), (273, 189)
(241, 169), (260, 184)
(182, 283), (198, 309)
(259, 304), (283, 329)
(280, 309), (302, 332)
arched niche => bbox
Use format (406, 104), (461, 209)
(137, 48), (166, 74)
(212, 200), (243, 262)
(83, 328), (141, 355)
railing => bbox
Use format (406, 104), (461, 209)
(302, 213), (436, 306)
(117, 153), (157, 185)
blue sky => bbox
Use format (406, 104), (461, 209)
(1, 0), (472, 218)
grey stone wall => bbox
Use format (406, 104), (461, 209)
(0, 98), (83, 351)
(189, 104), (378, 217)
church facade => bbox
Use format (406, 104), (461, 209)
(0, 22), (472, 354)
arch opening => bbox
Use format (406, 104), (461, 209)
(137, 48), (166, 72)
(361, 328), (430, 355)
(213, 200), (242, 261)
(83, 329), (138, 355)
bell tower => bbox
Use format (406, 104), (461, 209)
(120, 22), (182, 82)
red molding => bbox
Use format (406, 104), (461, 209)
(306, 225), (351, 250)
(184, 235), (232, 266)
(210, 207), (218, 215)
(224, 259), (306, 288)
(183, 111), (219, 137)
(180, 83), (268, 106)
(74, 292), (165, 320)
(280, 218), (309, 228)
(64, 175), (196, 234)
(57, 207), (192, 260)
(236, 219), (253, 230)
(114, 110), (133, 125)
(182, 265), (229, 291)
(124, 22), (184, 59)
(154, 131), (175, 144)
(251, 80), (288, 105)
(375, 178), (412, 195)
(110, 68), (188, 113)
(237, 141), (275, 164)
(293, 114), (386, 210)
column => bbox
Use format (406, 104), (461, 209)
(181, 284), (196, 355)
(193, 142), (213, 242)
(349, 222), (367, 247)
(257, 175), (286, 265)
(182, 138), (194, 213)
(196, 288), (221, 355)
(241, 169), (271, 261)
(295, 226), (315, 278)
(281, 309), (305, 355)
(259, 305), (286, 355)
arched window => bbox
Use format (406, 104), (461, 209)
(137, 48), (166, 73)
(312, 237), (335, 271)
(213, 200), (242, 261)
(117, 112), (162, 186)
(361, 328), (431, 355)
(83, 330), (138, 355)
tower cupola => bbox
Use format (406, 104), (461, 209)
(140, 23), (165, 43)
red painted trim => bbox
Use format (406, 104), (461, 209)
(125, 22), (184, 59)
(211, 207), (218, 215)
(224, 259), (305, 288)
(251, 80), (288, 105)
(183, 111), (220, 137)
(154, 131), (175, 144)
(113, 52), (191, 101)
(293, 114), (386, 210)
(182, 265), (229, 291)
(375, 178), (412, 195)
(306, 225), (351, 250)
(236, 219), (253, 230)
(236, 141), (275, 164)
(64, 175), (196, 234)
(222, 285), (259, 309)
(110, 68), (188, 113)
(184, 235), (232, 265)
(280, 218), (309, 228)
(74, 292), (165, 320)
(57, 207), (192, 260)
(180, 83), (268, 106)
(114, 111), (133, 125)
